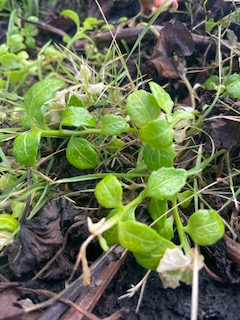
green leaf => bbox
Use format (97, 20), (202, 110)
(118, 220), (175, 270)
(205, 18), (218, 33)
(103, 208), (121, 245)
(66, 137), (98, 169)
(0, 173), (18, 192)
(148, 198), (174, 240)
(61, 10), (80, 30)
(0, 213), (19, 232)
(24, 78), (65, 129)
(95, 175), (123, 208)
(0, 53), (21, 69)
(143, 145), (175, 170)
(225, 80), (240, 99)
(13, 130), (41, 167)
(148, 198), (167, 229)
(126, 90), (160, 127)
(168, 109), (195, 126)
(106, 137), (125, 153)
(184, 209), (225, 246)
(223, 74), (240, 87)
(203, 75), (219, 91)
(160, 216), (174, 240)
(60, 106), (97, 128)
(140, 119), (173, 149)
(101, 114), (128, 135)
(68, 94), (84, 107)
(149, 82), (174, 116)
(145, 167), (187, 200)
(177, 190), (193, 208)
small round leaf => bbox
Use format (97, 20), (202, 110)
(184, 209), (225, 246)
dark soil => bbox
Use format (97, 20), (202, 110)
(94, 255), (240, 320)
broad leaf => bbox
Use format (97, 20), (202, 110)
(61, 10), (80, 29)
(143, 145), (175, 170)
(140, 119), (173, 149)
(95, 175), (123, 208)
(66, 137), (98, 169)
(145, 167), (187, 200)
(225, 80), (240, 99)
(13, 130), (41, 167)
(126, 90), (160, 127)
(168, 109), (195, 126)
(68, 94), (84, 107)
(148, 198), (167, 229)
(103, 208), (122, 245)
(24, 78), (65, 129)
(177, 190), (193, 209)
(184, 209), (225, 246)
(0, 53), (21, 69)
(101, 114), (128, 135)
(118, 220), (175, 270)
(60, 106), (97, 128)
(149, 82), (174, 116)
(0, 214), (19, 232)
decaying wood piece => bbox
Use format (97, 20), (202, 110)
(36, 246), (128, 320)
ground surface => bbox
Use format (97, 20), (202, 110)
(94, 255), (240, 320)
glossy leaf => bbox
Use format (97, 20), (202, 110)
(184, 209), (225, 246)
(168, 109), (195, 126)
(103, 208), (122, 245)
(160, 216), (174, 240)
(61, 10), (80, 29)
(149, 82), (174, 116)
(225, 80), (240, 99)
(0, 213), (19, 232)
(148, 198), (167, 229)
(101, 114), (128, 135)
(148, 198), (174, 240)
(118, 220), (175, 270)
(68, 94), (84, 107)
(13, 130), (41, 167)
(145, 167), (187, 200)
(24, 78), (65, 129)
(203, 75), (219, 91)
(0, 53), (20, 69)
(223, 74), (240, 87)
(140, 119), (173, 149)
(143, 145), (175, 170)
(95, 175), (123, 208)
(126, 90), (160, 127)
(66, 137), (98, 169)
(60, 106), (97, 128)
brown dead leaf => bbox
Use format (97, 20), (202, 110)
(0, 286), (40, 320)
(5, 200), (66, 279)
(149, 21), (194, 78)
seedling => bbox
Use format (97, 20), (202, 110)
(7, 73), (225, 288)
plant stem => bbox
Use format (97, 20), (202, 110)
(41, 128), (102, 137)
(123, 191), (146, 214)
(172, 198), (190, 254)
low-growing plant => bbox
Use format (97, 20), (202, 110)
(0, 70), (225, 288)
(0, 3), (232, 300)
